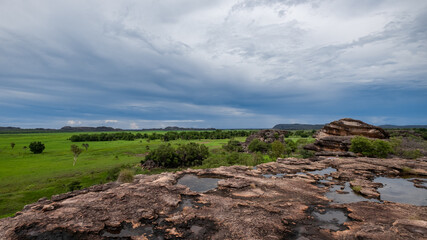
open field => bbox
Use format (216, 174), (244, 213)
(0, 130), (314, 218)
(0, 131), (247, 218)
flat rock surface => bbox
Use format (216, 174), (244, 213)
(1, 157), (426, 239)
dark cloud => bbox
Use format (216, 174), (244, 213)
(0, 0), (426, 128)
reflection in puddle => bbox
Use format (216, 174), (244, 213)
(102, 223), (159, 238)
(312, 209), (349, 231)
(326, 183), (380, 204)
(307, 167), (337, 176)
(262, 173), (285, 178)
(177, 174), (221, 192)
(190, 225), (204, 236)
(374, 177), (427, 206)
(175, 197), (204, 213)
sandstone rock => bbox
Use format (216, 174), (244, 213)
(305, 118), (389, 156)
(242, 129), (288, 151)
(316, 118), (389, 139)
(1, 157), (426, 239)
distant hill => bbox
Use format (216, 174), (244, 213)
(379, 125), (427, 129)
(273, 123), (427, 130)
(60, 126), (122, 132)
(272, 124), (325, 130)
(0, 126), (216, 134)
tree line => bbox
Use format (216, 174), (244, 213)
(69, 130), (257, 142)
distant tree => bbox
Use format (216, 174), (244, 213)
(248, 139), (270, 153)
(29, 142), (45, 154)
(23, 146), (27, 150)
(71, 144), (83, 166)
(10, 142), (15, 149)
(81, 143), (89, 150)
(223, 140), (243, 152)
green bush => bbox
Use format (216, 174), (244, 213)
(248, 139), (271, 153)
(117, 169), (134, 183)
(67, 181), (82, 191)
(350, 136), (393, 158)
(298, 149), (315, 158)
(222, 140), (243, 152)
(29, 141), (45, 154)
(284, 139), (297, 155)
(270, 140), (285, 159)
(144, 143), (209, 168)
(106, 167), (121, 181)
(402, 149), (423, 159)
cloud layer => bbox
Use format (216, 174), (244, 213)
(0, 0), (426, 128)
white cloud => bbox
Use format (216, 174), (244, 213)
(129, 122), (139, 129)
(104, 120), (118, 123)
(67, 120), (82, 125)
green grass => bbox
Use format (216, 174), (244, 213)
(0, 132), (313, 218)
(0, 132), (239, 218)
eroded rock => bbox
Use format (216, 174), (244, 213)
(305, 118), (389, 156)
(242, 129), (288, 151)
(1, 157), (426, 239)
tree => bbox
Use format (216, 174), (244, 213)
(82, 143), (89, 150)
(29, 142), (45, 154)
(248, 139), (270, 153)
(223, 140), (243, 152)
(270, 140), (285, 159)
(10, 142), (15, 149)
(71, 144), (83, 166)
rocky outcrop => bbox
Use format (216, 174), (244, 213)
(315, 118), (389, 139)
(242, 129), (288, 151)
(1, 157), (426, 239)
(305, 118), (389, 156)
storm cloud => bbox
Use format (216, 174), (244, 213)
(0, 0), (426, 128)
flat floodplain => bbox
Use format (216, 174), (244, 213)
(0, 131), (238, 218)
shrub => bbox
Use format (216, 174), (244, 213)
(223, 140), (243, 152)
(372, 140), (393, 158)
(248, 139), (270, 153)
(106, 167), (121, 181)
(350, 136), (393, 158)
(29, 141), (45, 154)
(401, 166), (413, 174)
(10, 142), (15, 149)
(284, 139), (297, 155)
(402, 149), (423, 159)
(270, 140), (285, 159)
(390, 136), (426, 159)
(117, 169), (134, 183)
(144, 143), (209, 168)
(67, 181), (82, 191)
(351, 185), (362, 193)
(298, 149), (315, 158)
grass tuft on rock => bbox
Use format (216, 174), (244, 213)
(117, 169), (134, 183)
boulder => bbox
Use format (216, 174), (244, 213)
(315, 118), (389, 139)
(305, 118), (389, 156)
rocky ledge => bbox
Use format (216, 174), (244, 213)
(1, 157), (426, 239)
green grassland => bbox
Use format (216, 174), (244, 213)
(0, 131), (313, 218)
(0, 131), (241, 218)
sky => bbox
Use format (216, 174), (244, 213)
(0, 0), (426, 129)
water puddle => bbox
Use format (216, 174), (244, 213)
(102, 222), (162, 239)
(307, 167), (337, 176)
(177, 174), (221, 192)
(326, 182), (380, 204)
(174, 197), (205, 213)
(312, 208), (349, 231)
(262, 173), (285, 178)
(374, 177), (427, 206)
